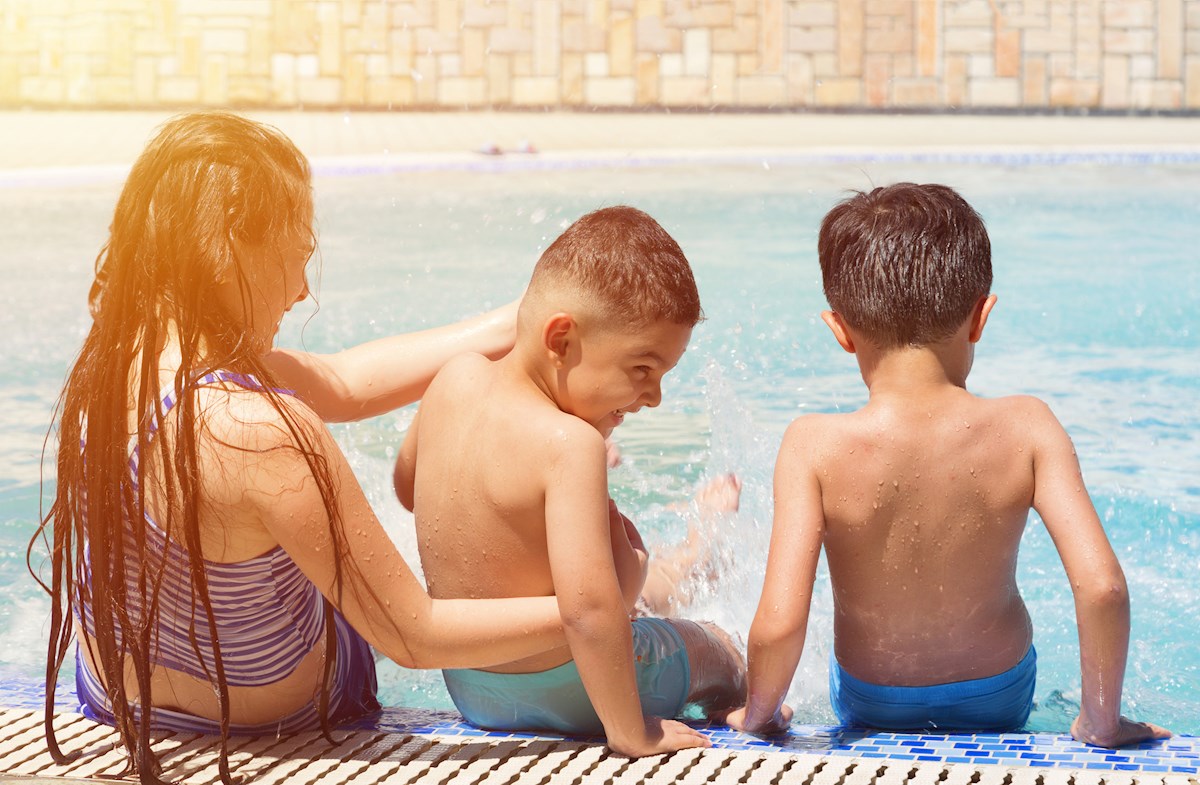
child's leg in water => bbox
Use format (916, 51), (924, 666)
(666, 617), (747, 721)
(639, 474), (741, 616)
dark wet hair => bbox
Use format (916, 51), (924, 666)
(818, 182), (992, 347)
(30, 112), (346, 785)
(525, 205), (702, 327)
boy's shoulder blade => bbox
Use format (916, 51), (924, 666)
(440, 350), (492, 378)
(778, 411), (849, 464)
(426, 351), (493, 395)
(982, 392), (1057, 423)
(535, 413), (608, 465)
(784, 410), (855, 441)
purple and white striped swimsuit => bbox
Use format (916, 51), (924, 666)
(75, 371), (379, 734)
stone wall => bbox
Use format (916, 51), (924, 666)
(2, 0), (1197, 112)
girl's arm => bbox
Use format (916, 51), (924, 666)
(264, 300), (518, 422)
(232, 394), (565, 670)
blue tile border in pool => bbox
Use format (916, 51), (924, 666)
(343, 708), (1199, 774)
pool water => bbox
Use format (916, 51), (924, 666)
(2, 155), (1197, 735)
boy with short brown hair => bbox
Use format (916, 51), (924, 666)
(727, 183), (1168, 747)
(395, 205), (745, 757)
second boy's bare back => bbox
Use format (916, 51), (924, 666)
(728, 183), (1168, 748)
(395, 206), (744, 758)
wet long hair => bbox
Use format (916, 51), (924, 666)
(29, 112), (349, 785)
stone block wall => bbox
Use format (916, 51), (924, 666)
(1, 0), (1197, 112)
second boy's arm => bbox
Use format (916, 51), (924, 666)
(1029, 400), (1170, 747)
(545, 426), (708, 757)
(727, 418), (825, 734)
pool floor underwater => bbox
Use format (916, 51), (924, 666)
(0, 707), (1194, 784)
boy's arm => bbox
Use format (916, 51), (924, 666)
(727, 418), (824, 734)
(393, 409), (420, 512)
(265, 300), (518, 422)
(545, 426), (709, 757)
(608, 499), (649, 612)
(1029, 400), (1170, 747)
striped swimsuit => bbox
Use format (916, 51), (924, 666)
(75, 371), (379, 734)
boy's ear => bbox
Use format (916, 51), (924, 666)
(542, 312), (576, 366)
(968, 294), (998, 343)
(821, 310), (856, 354)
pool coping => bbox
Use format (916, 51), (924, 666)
(349, 706), (1199, 774)
(1, 707), (1195, 785)
(4, 142), (1200, 188)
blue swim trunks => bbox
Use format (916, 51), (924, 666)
(442, 616), (691, 737)
(829, 646), (1036, 732)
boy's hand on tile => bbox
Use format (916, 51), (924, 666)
(724, 703), (793, 735)
(1071, 714), (1171, 748)
(609, 717), (712, 757)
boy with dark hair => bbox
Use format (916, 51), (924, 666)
(395, 205), (745, 757)
(727, 183), (1168, 746)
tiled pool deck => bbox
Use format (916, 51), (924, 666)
(353, 707), (1199, 775)
(1, 707), (1195, 785)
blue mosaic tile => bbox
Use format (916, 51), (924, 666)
(336, 708), (1198, 774)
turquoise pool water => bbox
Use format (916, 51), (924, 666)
(2, 155), (1197, 735)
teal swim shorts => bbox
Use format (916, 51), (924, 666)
(442, 616), (692, 737)
(829, 646), (1036, 732)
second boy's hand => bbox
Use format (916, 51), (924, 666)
(724, 703), (793, 735)
(1071, 714), (1171, 748)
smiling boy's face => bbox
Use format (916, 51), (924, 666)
(556, 318), (693, 436)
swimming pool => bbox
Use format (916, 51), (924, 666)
(2, 153), (1197, 735)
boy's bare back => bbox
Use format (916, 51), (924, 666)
(787, 385), (1060, 684)
(731, 182), (1167, 746)
(399, 351), (598, 673)
(395, 206), (745, 757)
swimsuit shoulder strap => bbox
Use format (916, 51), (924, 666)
(128, 369), (295, 475)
